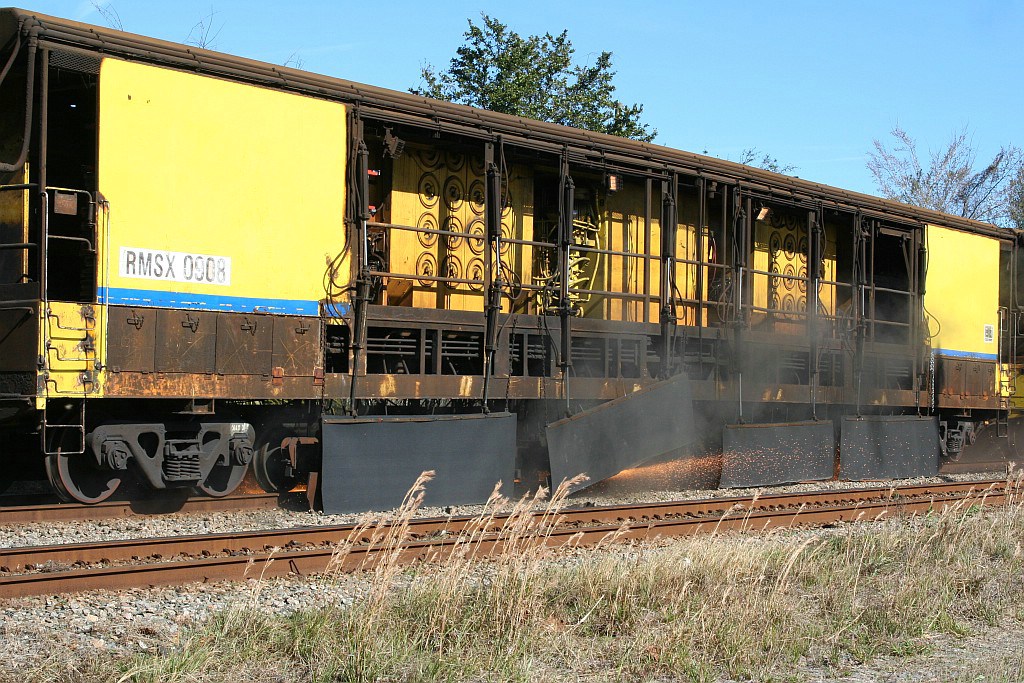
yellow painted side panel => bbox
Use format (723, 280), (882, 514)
(924, 225), (999, 358)
(1012, 373), (1024, 409)
(602, 189), (700, 325)
(595, 184), (671, 323)
(97, 58), (346, 315)
(388, 149), (532, 314)
(603, 184), (648, 322)
(750, 212), (836, 331)
(502, 172), (534, 315)
(674, 201), (703, 326)
(389, 148), (484, 311)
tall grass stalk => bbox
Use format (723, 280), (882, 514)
(85, 472), (1024, 682)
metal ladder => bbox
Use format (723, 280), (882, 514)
(40, 184), (102, 396)
(43, 303), (98, 395)
(996, 306), (1016, 437)
(42, 399), (86, 455)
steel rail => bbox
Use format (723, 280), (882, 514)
(0, 486), (1009, 598)
(0, 479), (1012, 598)
(0, 479), (1006, 571)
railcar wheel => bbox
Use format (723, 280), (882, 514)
(252, 437), (299, 493)
(196, 463), (248, 498)
(44, 452), (121, 504)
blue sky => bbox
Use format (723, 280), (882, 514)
(15, 0), (1024, 196)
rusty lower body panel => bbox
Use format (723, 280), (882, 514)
(104, 305), (322, 400)
(104, 372), (323, 400)
(0, 300), (1015, 507)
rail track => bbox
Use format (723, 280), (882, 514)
(0, 479), (1015, 599)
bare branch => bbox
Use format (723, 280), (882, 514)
(1010, 165), (1024, 231)
(91, 2), (123, 31)
(185, 7), (224, 50)
(867, 125), (1022, 227)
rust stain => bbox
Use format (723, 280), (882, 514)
(103, 371), (320, 400)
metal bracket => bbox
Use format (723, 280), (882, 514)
(660, 175), (678, 378)
(558, 154), (575, 373)
(281, 436), (319, 472)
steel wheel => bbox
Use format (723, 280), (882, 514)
(44, 451), (121, 504)
(252, 436), (299, 493)
(196, 462), (248, 497)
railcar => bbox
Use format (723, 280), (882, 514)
(0, 8), (1020, 510)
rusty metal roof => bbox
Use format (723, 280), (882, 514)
(1, 6), (1016, 240)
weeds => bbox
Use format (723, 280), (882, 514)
(17, 474), (1024, 682)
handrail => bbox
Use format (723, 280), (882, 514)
(366, 212), (916, 335)
(47, 234), (93, 251)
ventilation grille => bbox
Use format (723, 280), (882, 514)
(50, 49), (102, 74)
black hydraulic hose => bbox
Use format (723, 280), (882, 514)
(0, 34), (36, 174)
(0, 34), (20, 84)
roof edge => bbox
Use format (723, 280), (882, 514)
(2, 7), (1017, 240)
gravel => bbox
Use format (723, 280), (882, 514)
(0, 577), (361, 675)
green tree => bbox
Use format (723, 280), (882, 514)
(412, 14), (656, 142)
(738, 147), (796, 174)
(867, 125), (1022, 227)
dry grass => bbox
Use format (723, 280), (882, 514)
(13, 475), (1024, 682)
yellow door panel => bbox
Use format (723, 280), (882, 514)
(97, 58), (346, 316)
(924, 225), (999, 358)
